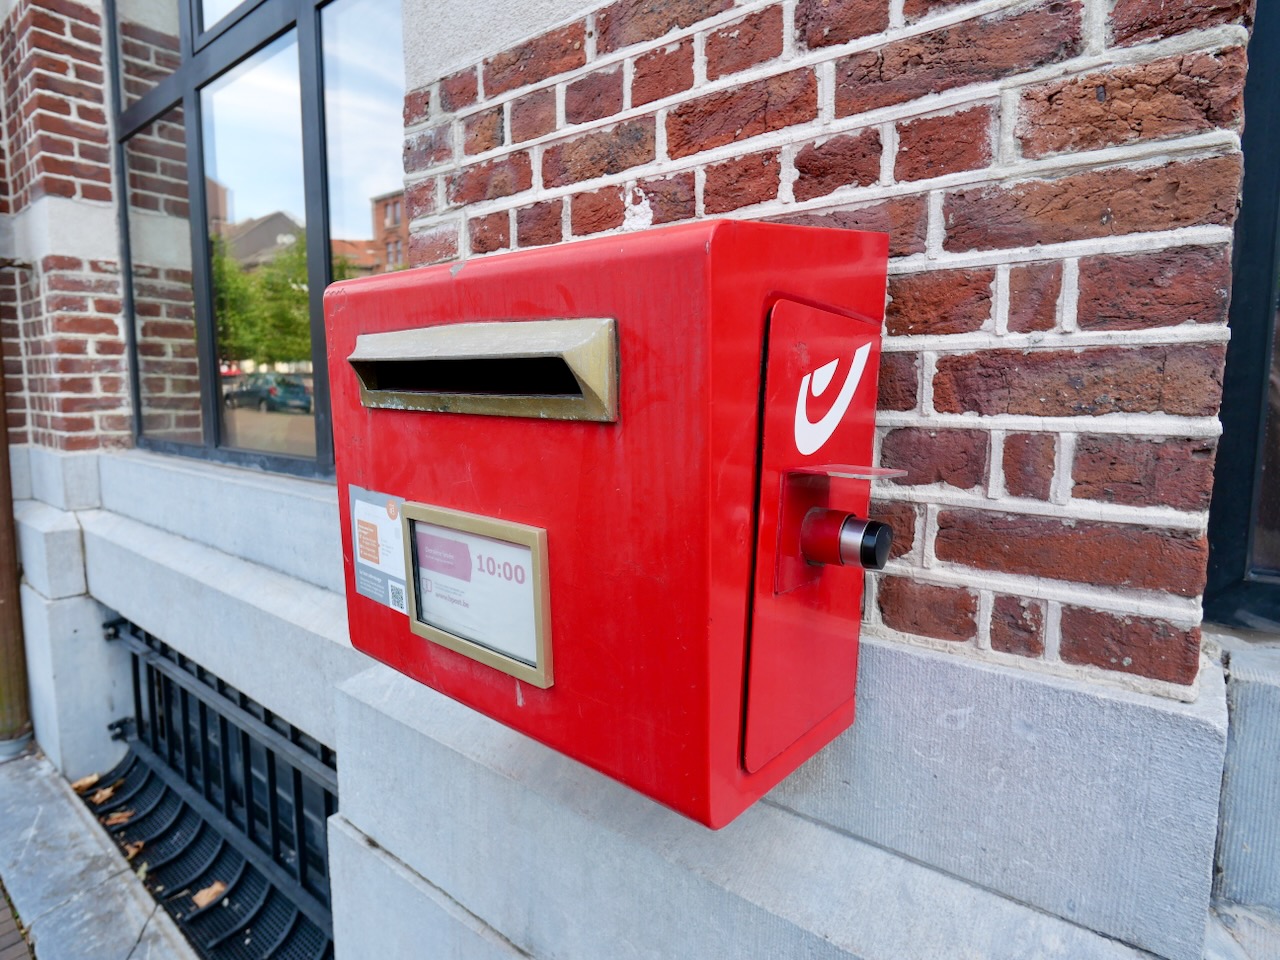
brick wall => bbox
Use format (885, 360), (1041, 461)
(0, 0), (130, 451)
(401, 0), (1253, 693)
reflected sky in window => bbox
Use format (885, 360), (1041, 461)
(323, 0), (405, 241)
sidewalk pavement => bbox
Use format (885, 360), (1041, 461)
(0, 749), (196, 960)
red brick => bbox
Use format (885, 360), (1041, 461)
(447, 152), (532, 204)
(41, 254), (81, 271)
(541, 119), (655, 187)
(878, 577), (977, 642)
(510, 88), (557, 143)
(34, 0), (100, 28)
(403, 87), (430, 126)
(571, 187), (625, 235)
(1076, 246), (1231, 331)
(903, 0), (967, 21)
(835, 2), (1081, 116)
(1003, 432), (1055, 499)
(885, 267), (992, 336)
(631, 40), (694, 107)
(704, 151), (779, 214)
(667, 69), (816, 159)
(469, 211), (509, 253)
(1008, 262), (1061, 333)
(1072, 435), (1216, 511)
(1111, 0), (1251, 47)
(1060, 607), (1200, 684)
(439, 68), (478, 112)
(772, 195), (929, 257)
(403, 126), (451, 173)
(409, 225), (458, 266)
(991, 596), (1045, 657)
(406, 179), (437, 220)
(870, 499), (917, 559)
(881, 427), (988, 489)
(632, 172), (695, 224)
(793, 130), (881, 202)
(933, 344), (1226, 418)
(597, 0), (732, 53)
(797, 0), (888, 49)
(896, 106), (992, 182)
(566, 68), (623, 125)
(484, 22), (586, 96)
(463, 107), (504, 155)
(707, 7), (783, 80)
(936, 509), (1208, 597)
(53, 315), (116, 336)
(877, 351), (918, 411)
(1018, 50), (1246, 159)
(516, 200), (563, 247)
(944, 156), (1243, 252)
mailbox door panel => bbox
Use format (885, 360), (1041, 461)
(743, 298), (884, 773)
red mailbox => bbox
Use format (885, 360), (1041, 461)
(325, 220), (894, 827)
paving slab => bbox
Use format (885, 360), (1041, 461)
(0, 751), (196, 960)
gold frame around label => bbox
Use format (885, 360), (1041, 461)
(400, 501), (553, 688)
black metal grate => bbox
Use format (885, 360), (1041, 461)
(83, 620), (338, 960)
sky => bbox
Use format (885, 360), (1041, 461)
(201, 0), (405, 241)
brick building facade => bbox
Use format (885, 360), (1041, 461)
(0, 0), (1275, 956)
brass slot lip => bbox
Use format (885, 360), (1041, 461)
(349, 317), (617, 421)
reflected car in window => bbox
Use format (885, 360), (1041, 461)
(223, 373), (313, 412)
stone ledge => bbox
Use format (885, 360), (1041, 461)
(329, 816), (529, 960)
(14, 500), (85, 600)
(333, 662), (1158, 960)
(79, 509), (366, 747)
(97, 450), (343, 594)
(27, 446), (99, 512)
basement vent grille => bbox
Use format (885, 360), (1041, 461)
(83, 619), (337, 960)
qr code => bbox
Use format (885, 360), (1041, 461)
(389, 583), (406, 612)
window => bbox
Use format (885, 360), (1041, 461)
(1207, 1), (1280, 627)
(109, 0), (405, 475)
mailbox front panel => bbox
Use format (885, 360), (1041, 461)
(325, 220), (889, 826)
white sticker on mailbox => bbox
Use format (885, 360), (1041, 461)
(349, 485), (408, 613)
(412, 521), (539, 666)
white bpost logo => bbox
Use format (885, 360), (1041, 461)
(793, 343), (871, 455)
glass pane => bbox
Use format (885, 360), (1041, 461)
(126, 107), (201, 443)
(203, 34), (316, 459)
(322, 0), (405, 279)
(199, 0), (242, 34)
(1252, 243), (1280, 571)
(116, 0), (182, 106)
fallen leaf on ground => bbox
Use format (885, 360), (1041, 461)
(70, 773), (100, 794)
(192, 880), (226, 909)
(136, 862), (148, 881)
(89, 785), (115, 805)
(102, 809), (134, 826)
(124, 841), (144, 861)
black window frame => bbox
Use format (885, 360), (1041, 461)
(107, 0), (338, 478)
(1207, 1), (1280, 627)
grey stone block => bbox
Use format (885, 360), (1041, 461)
(10, 444), (31, 501)
(20, 587), (129, 781)
(329, 816), (529, 960)
(771, 638), (1227, 960)
(28, 447), (99, 512)
(80, 509), (367, 746)
(1216, 647), (1280, 914)
(0, 753), (196, 960)
(15, 499), (86, 600)
(334, 664), (1153, 960)
(97, 451), (343, 594)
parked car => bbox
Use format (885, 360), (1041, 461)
(223, 373), (313, 413)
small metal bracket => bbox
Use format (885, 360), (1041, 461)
(102, 617), (126, 642)
(108, 717), (135, 742)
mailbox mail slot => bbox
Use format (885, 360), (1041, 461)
(325, 220), (894, 827)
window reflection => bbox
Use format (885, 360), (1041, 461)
(322, 0), (405, 278)
(199, 0), (242, 34)
(127, 109), (200, 443)
(203, 34), (316, 458)
(116, 0), (182, 106)
(1253, 275), (1280, 571)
